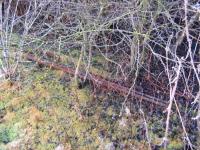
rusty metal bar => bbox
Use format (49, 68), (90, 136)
(26, 53), (168, 108)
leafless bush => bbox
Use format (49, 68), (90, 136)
(0, 0), (200, 149)
(0, 0), (52, 80)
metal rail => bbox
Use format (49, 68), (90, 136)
(26, 53), (168, 108)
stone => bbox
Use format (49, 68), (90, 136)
(55, 144), (65, 150)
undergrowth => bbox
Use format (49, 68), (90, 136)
(0, 65), (185, 149)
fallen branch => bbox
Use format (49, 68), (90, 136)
(25, 53), (168, 108)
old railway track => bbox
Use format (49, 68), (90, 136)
(25, 52), (169, 108)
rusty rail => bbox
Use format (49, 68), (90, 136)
(43, 50), (192, 100)
(26, 53), (168, 108)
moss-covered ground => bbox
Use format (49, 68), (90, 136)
(0, 63), (185, 150)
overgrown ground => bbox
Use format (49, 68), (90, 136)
(0, 1), (199, 149)
(0, 64), (187, 150)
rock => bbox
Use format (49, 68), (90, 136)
(105, 142), (115, 150)
(6, 139), (21, 150)
(55, 144), (65, 150)
(0, 68), (5, 80)
(119, 117), (127, 128)
(125, 106), (131, 116)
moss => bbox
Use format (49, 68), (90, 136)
(36, 144), (56, 150)
(0, 64), (188, 149)
(0, 101), (6, 110)
(69, 79), (91, 106)
(167, 139), (183, 150)
(0, 124), (20, 144)
(27, 106), (44, 127)
(3, 111), (15, 122)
